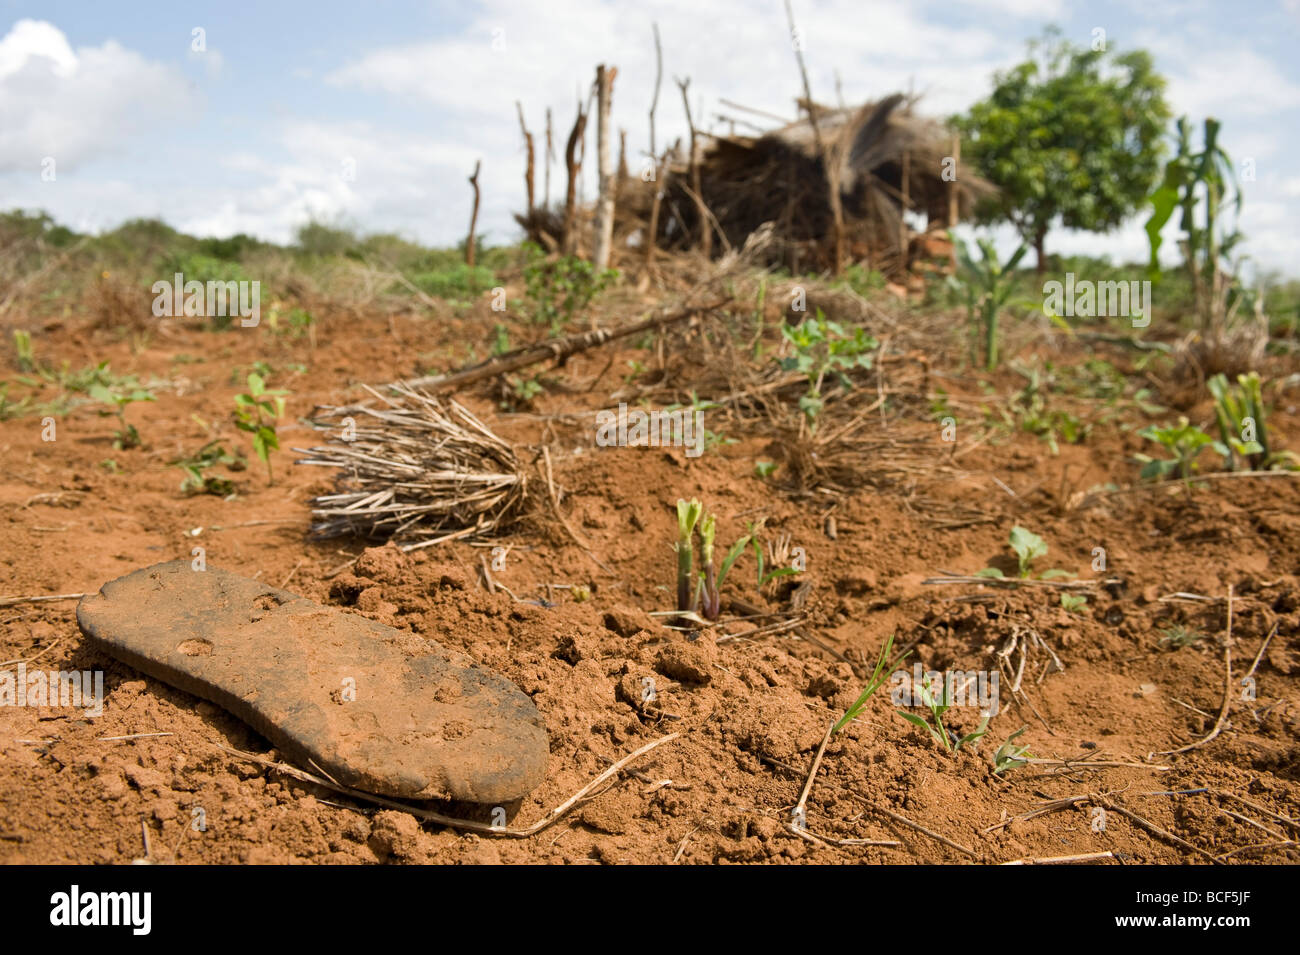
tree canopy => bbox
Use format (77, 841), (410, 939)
(953, 30), (1172, 272)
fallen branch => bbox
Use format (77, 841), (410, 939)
(395, 297), (731, 392)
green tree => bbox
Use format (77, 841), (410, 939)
(954, 29), (1171, 273)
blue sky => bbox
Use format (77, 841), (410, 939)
(2, 0), (1298, 275)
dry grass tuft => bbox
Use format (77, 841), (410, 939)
(297, 384), (529, 550)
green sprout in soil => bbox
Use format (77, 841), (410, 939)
(670, 505), (797, 624)
(233, 372), (288, 483)
(12, 330), (36, 373)
(1060, 593), (1088, 614)
(674, 498), (703, 619)
(1158, 624), (1205, 649)
(1135, 417), (1220, 484)
(522, 244), (617, 333)
(993, 726), (1033, 774)
(1208, 371), (1298, 471)
(779, 308), (877, 430)
(896, 672), (990, 754)
(947, 235), (1029, 371)
(173, 440), (246, 496)
(89, 381), (155, 450)
(833, 633), (910, 734)
(977, 526), (1072, 580)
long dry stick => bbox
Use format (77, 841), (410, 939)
(395, 298), (730, 392)
(1157, 583), (1234, 756)
(465, 160), (482, 266)
(561, 101), (588, 255)
(0, 592), (87, 608)
(218, 733), (679, 838)
(516, 102), (536, 221)
(762, 755), (977, 858)
(1000, 850), (1116, 865)
(791, 719), (834, 826)
(675, 76), (711, 258)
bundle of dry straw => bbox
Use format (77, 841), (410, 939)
(297, 384), (528, 551)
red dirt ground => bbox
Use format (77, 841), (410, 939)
(2, 296), (1298, 864)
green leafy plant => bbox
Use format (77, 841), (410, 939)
(779, 308), (877, 428)
(977, 526), (1072, 580)
(1158, 624), (1204, 649)
(670, 507), (798, 623)
(1144, 116), (1247, 341)
(12, 330), (36, 373)
(674, 498), (704, 618)
(1208, 372), (1297, 471)
(993, 726), (1033, 774)
(698, 513), (720, 620)
(1060, 593), (1088, 614)
(948, 236), (1028, 370)
(522, 244), (617, 332)
(754, 460), (778, 479)
(834, 634), (910, 733)
(998, 363), (1091, 454)
(89, 382), (155, 450)
(955, 29), (1170, 273)
(172, 440), (245, 496)
(232, 373), (288, 482)
(1135, 418), (1221, 482)
(896, 672), (991, 753)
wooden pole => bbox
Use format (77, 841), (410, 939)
(899, 149), (910, 260)
(677, 76), (711, 258)
(544, 107), (554, 208)
(783, 0), (843, 275)
(592, 64), (617, 272)
(561, 102), (588, 257)
(644, 23), (665, 273)
(465, 160), (481, 266)
(516, 102), (535, 222)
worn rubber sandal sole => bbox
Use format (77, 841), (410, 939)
(76, 560), (548, 804)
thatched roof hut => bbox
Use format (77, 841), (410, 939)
(520, 93), (993, 277)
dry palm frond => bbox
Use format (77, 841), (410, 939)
(297, 384), (529, 550)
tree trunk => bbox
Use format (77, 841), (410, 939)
(592, 65), (616, 272)
(1034, 226), (1047, 277)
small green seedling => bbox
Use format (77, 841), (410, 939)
(779, 309), (877, 429)
(896, 672), (990, 754)
(233, 373), (288, 482)
(1060, 593), (1088, 614)
(1158, 625), (1204, 649)
(977, 526), (1071, 580)
(834, 634), (909, 734)
(1208, 372), (1298, 472)
(754, 460), (778, 479)
(173, 440), (245, 496)
(1136, 418), (1221, 483)
(993, 726), (1033, 774)
(674, 498), (704, 618)
(12, 330), (36, 373)
(89, 382), (155, 450)
(670, 507), (798, 624)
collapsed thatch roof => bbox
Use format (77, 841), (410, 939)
(520, 93), (993, 276)
(651, 94), (993, 272)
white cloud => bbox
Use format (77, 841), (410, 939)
(0, 19), (195, 174)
